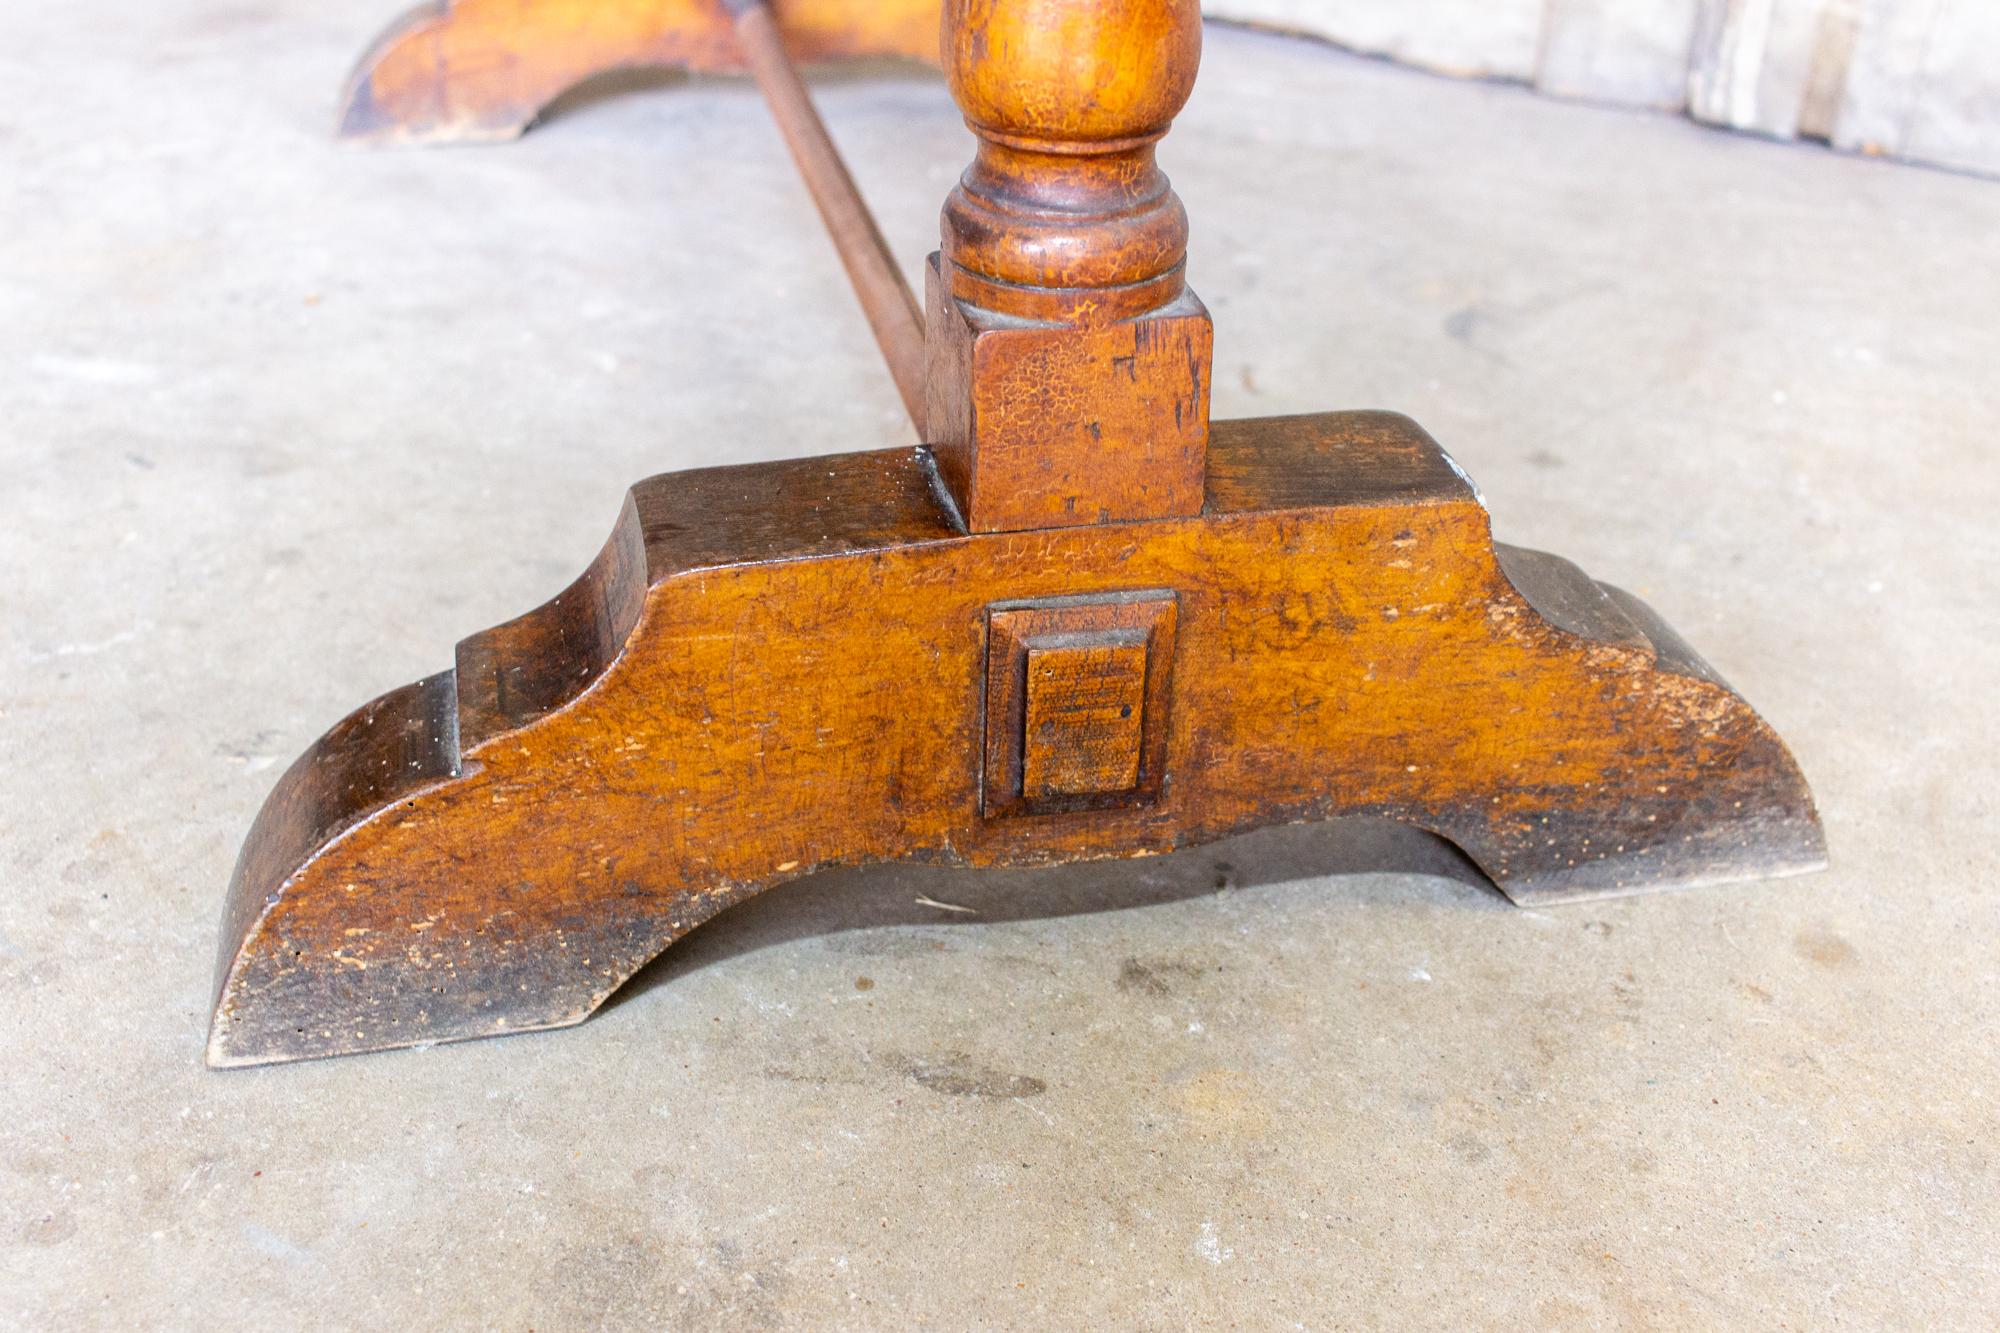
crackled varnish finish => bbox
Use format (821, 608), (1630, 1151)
(217, 0), (1823, 1065)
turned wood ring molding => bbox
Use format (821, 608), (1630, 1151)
(939, 0), (1200, 321)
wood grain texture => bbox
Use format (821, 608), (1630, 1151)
(925, 261), (1211, 532)
(926, 0), (1213, 532)
(1022, 641), (1149, 797)
(209, 411), (1824, 1066)
(277, 0), (1831, 1076)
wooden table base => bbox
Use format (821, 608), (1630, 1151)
(227, 0), (1828, 1068)
(208, 412), (1823, 1067)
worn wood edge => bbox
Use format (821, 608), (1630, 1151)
(208, 670), (464, 1066)
(208, 411), (1825, 1067)
(1493, 544), (1652, 656)
(335, 0), (943, 146)
(455, 493), (648, 748)
(336, 2), (500, 145)
(1482, 552), (1827, 901)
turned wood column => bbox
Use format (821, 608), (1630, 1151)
(925, 0), (1213, 533)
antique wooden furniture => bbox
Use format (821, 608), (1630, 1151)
(210, 0), (1823, 1067)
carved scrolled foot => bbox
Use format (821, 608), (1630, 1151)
(337, 0), (944, 145)
(207, 412), (1822, 1066)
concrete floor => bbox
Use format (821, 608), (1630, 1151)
(4, 1), (1998, 1326)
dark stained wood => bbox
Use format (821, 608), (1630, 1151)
(215, 670), (461, 1003)
(456, 493), (647, 746)
(209, 412), (1824, 1067)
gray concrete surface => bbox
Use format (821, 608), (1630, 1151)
(4, 1), (1998, 1327)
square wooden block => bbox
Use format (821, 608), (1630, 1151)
(925, 257), (1212, 534)
(1023, 636), (1149, 799)
(983, 592), (1177, 818)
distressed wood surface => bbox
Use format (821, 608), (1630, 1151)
(984, 591), (1178, 817)
(926, 0), (1213, 533)
(208, 411), (1825, 1066)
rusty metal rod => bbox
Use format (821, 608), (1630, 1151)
(726, 0), (928, 435)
